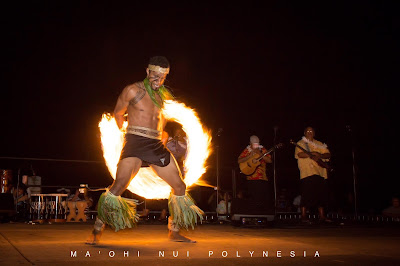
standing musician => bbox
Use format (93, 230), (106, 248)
(294, 126), (332, 223)
(86, 56), (203, 244)
(238, 135), (273, 206)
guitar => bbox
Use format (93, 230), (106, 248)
(239, 143), (283, 175)
(290, 140), (332, 172)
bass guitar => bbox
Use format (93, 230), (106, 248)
(290, 140), (332, 172)
(239, 143), (283, 175)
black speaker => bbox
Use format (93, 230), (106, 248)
(231, 198), (274, 215)
(0, 193), (15, 210)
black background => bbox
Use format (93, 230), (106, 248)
(1, 2), (398, 213)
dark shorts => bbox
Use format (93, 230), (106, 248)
(120, 134), (171, 167)
(300, 175), (328, 208)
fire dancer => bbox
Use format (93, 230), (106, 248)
(86, 56), (203, 244)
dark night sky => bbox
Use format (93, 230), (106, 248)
(1, 2), (398, 212)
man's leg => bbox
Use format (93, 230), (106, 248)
(318, 178), (332, 222)
(151, 158), (186, 196)
(300, 177), (311, 223)
(159, 208), (167, 221)
(151, 158), (201, 243)
(318, 207), (326, 220)
(86, 157), (142, 245)
(110, 157), (142, 196)
(301, 206), (308, 221)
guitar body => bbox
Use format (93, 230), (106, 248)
(238, 143), (283, 176)
(239, 154), (261, 175)
(314, 158), (331, 170)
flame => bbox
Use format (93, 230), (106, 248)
(99, 100), (212, 199)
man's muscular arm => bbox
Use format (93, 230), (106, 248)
(113, 84), (142, 129)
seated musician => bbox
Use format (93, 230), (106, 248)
(13, 184), (29, 221)
(68, 187), (94, 220)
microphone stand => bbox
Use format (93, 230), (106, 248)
(347, 125), (358, 218)
(273, 127), (278, 216)
(15, 168), (21, 214)
(215, 128), (223, 220)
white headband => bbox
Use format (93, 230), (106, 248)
(148, 64), (170, 74)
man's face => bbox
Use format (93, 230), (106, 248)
(304, 127), (315, 140)
(147, 69), (167, 90)
(251, 143), (260, 149)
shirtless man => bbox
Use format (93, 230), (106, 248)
(86, 56), (203, 244)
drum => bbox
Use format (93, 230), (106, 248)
(30, 194), (46, 223)
(45, 194), (68, 223)
(0, 169), (12, 193)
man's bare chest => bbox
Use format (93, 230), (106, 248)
(128, 90), (162, 116)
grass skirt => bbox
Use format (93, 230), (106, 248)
(168, 193), (204, 230)
(97, 189), (139, 232)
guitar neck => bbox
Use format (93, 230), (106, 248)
(256, 147), (274, 162)
(294, 143), (312, 156)
(291, 141), (330, 170)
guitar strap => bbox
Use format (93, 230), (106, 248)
(305, 142), (311, 152)
(304, 142), (317, 168)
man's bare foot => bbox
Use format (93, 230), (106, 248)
(85, 229), (103, 245)
(168, 230), (196, 243)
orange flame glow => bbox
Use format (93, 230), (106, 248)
(99, 100), (212, 199)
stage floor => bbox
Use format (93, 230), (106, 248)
(1, 221), (400, 265)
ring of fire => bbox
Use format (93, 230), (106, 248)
(99, 100), (212, 199)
